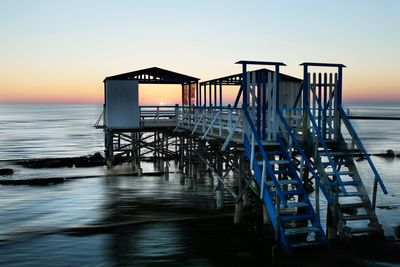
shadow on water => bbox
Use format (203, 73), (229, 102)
(1, 170), (399, 267)
(1, 105), (400, 266)
(95, 174), (272, 267)
(0, 171), (274, 267)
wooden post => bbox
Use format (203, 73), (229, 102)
(179, 137), (184, 174)
(239, 154), (249, 207)
(275, 191), (281, 244)
(106, 131), (114, 168)
(302, 65), (310, 144)
(216, 144), (224, 209)
(263, 204), (271, 224)
(327, 189), (339, 240)
(234, 201), (243, 224)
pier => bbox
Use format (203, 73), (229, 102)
(95, 61), (388, 253)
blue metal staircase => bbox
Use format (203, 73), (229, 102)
(242, 109), (328, 253)
(308, 108), (387, 238)
(299, 63), (388, 239)
(234, 60), (387, 251)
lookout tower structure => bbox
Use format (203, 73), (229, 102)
(96, 61), (388, 253)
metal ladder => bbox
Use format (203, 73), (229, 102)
(243, 109), (328, 253)
(299, 62), (388, 239)
(309, 108), (387, 238)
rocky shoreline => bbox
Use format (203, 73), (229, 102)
(2, 149), (400, 176)
(16, 152), (105, 168)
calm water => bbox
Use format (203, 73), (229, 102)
(0, 104), (104, 160)
(0, 104), (399, 266)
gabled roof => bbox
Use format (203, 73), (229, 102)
(200, 68), (302, 86)
(104, 67), (199, 84)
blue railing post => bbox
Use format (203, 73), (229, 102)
(336, 66), (343, 109)
(275, 65), (280, 112)
(302, 65), (309, 108)
(262, 71), (267, 140)
(256, 70), (261, 137)
(196, 82), (199, 106)
(302, 64), (310, 142)
(242, 63), (248, 108)
(209, 84), (212, 108)
(334, 66), (343, 139)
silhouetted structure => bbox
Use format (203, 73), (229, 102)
(95, 61), (387, 253)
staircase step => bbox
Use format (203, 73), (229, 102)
(341, 180), (361, 186)
(261, 141), (279, 146)
(325, 171), (354, 176)
(270, 160), (290, 165)
(281, 202), (309, 209)
(339, 192), (368, 197)
(350, 226), (383, 234)
(289, 240), (326, 249)
(257, 160), (290, 165)
(322, 161), (352, 166)
(284, 226), (321, 236)
(281, 190), (303, 196)
(280, 214), (311, 222)
(275, 169), (294, 175)
(266, 179), (299, 186)
(339, 203), (370, 209)
(264, 150), (284, 155)
(343, 214), (374, 221)
(319, 151), (352, 156)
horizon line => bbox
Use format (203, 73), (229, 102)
(1, 100), (400, 106)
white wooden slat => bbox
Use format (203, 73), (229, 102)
(267, 71), (272, 141)
(272, 72), (278, 140)
(333, 73), (339, 139)
(328, 73), (333, 139)
(318, 72), (322, 126)
(312, 72), (317, 124)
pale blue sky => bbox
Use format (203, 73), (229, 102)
(0, 0), (399, 103)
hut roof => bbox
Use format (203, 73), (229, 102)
(104, 67), (199, 84)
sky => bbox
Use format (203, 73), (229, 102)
(0, 0), (399, 105)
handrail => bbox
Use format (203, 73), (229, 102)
(191, 110), (206, 134)
(277, 110), (333, 203)
(221, 114), (242, 151)
(94, 110), (104, 127)
(306, 109), (345, 193)
(184, 105), (242, 111)
(339, 107), (388, 194)
(176, 106), (243, 141)
(139, 105), (176, 108)
(243, 108), (283, 202)
(174, 108), (191, 130)
(201, 110), (222, 140)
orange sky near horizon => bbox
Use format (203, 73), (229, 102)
(1, 1), (399, 105)
(1, 67), (399, 105)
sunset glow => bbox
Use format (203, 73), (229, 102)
(0, 0), (399, 104)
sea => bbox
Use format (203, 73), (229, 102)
(0, 104), (399, 267)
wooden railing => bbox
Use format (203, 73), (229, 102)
(139, 105), (177, 127)
(175, 105), (244, 148)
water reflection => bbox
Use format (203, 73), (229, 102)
(1, 104), (400, 266)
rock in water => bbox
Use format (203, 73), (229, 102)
(18, 153), (105, 168)
(375, 149), (395, 159)
(0, 168), (14, 175)
(395, 225), (400, 239)
(386, 149), (395, 158)
(356, 156), (365, 162)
